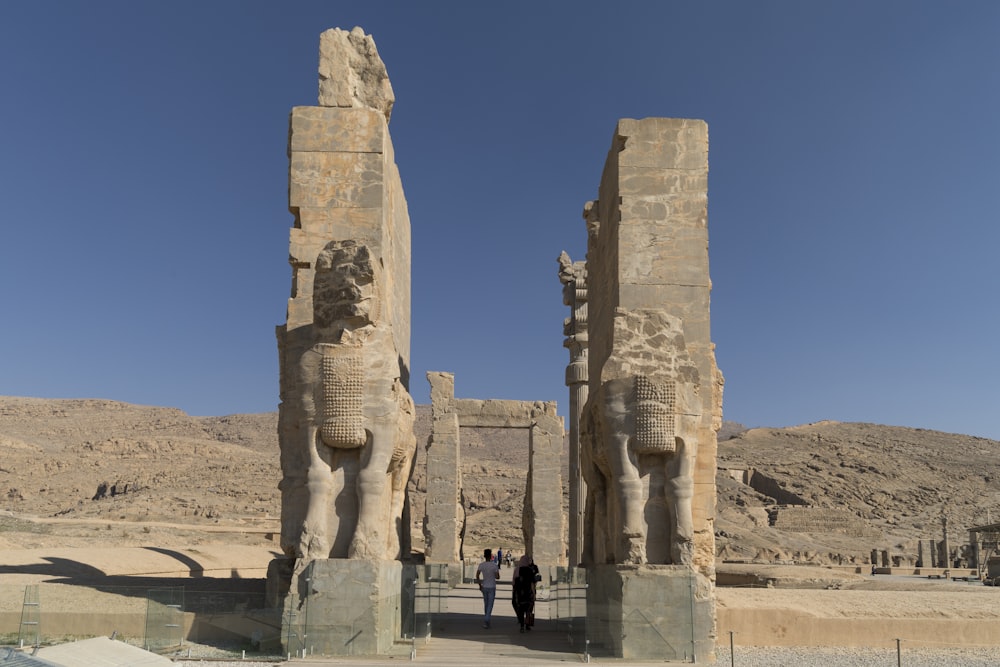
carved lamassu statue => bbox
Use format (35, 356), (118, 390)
(294, 239), (415, 561)
(581, 308), (701, 566)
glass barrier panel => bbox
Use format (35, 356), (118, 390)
(144, 587), (184, 653)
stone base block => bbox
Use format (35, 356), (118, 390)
(439, 561), (462, 587)
(287, 559), (403, 656)
(266, 557), (293, 609)
(586, 564), (715, 662)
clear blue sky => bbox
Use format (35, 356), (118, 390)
(1, 2), (998, 439)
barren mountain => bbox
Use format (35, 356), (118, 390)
(716, 421), (1000, 566)
(2, 396), (998, 567)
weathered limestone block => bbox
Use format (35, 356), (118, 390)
(288, 106), (386, 153)
(288, 151), (384, 210)
(615, 117), (707, 170)
(587, 564), (714, 662)
(454, 398), (555, 427)
(296, 559), (402, 656)
(318, 27), (394, 122)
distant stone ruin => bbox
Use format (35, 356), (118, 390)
(92, 480), (136, 501)
(423, 371), (564, 575)
(769, 506), (880, 537)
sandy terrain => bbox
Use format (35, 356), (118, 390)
(4, 395), (1000, 650)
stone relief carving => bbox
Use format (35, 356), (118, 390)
(581, 308), (700, 567)
(296, 240), (416, 561)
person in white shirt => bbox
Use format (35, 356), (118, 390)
(474, 548), (500, 628)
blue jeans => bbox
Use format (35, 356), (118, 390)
(481, 586), (496, 623)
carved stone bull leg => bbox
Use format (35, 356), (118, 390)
(590, 462), (612, 564)
(607, 438), (644, 563)
(349, 419), (394, 559)
(581, 427), (607, 564)
(666, 437), (695, 566)
(580, 407), (601, 565)
(386, 392), (416, 559)
(299, 423), (333, 559)
(386, 452), (413, 559)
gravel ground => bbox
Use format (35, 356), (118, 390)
(169, 646), (1000, 667)
(716, 645), (1000, 667)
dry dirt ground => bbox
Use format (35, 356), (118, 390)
(4, 395), (1000, 645)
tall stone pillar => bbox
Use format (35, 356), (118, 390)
(579, 118), (721, 662)
(558, 252), (588, 567)
(942, 516), (950, 568)
(525, 408), (567, 567)
(272, 27), (414, 657)
(424, 372), (463, 580)
(277, 26), (413, 564)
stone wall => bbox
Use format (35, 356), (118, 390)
(769, 506), (880, 537)
(745, 470), (809, 506)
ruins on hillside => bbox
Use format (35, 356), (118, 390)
(572, 118), (723, 661)
(272, 26), (414, 656)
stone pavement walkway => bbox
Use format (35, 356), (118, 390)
(289, 583), (685, 666)
(402, 583), (580, 664)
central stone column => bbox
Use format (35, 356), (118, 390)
(577, 118), (722, 662)
(558, 252), (588, 567)
(272, 27), (415, 657)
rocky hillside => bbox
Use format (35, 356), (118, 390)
(716, 421), (1000, 566)
(2, 396), (998, 566)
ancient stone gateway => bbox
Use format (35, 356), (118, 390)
(573, 118), (723, 661)
(268, 26), (723, 662)
(423, 371), (565, 577)
(271, 27), (414, 656)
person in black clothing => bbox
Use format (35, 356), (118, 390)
(511, 554), (538, 632)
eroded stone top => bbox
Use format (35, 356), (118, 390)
(318, 26), (395, 122)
